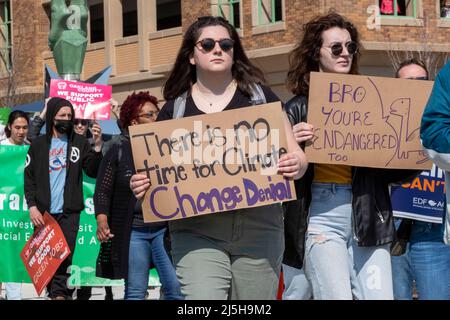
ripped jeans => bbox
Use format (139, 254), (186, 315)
(304, 183), (393, 300)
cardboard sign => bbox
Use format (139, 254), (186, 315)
(130, 102), (296, 223)
(20, 212), (70, 295)
(305, 72), (433, 169)
(392, 164), (446, 223)
(49, 79), (112, 120)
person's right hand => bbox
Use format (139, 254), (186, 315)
(109, 98), (120, 119)
(292, 122), (315, 143)
(96, 214), (114, 242)
(30, 206), (45, 228)
(130, 174), (150, 200)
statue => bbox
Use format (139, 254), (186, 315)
(49, 0), (88, 80)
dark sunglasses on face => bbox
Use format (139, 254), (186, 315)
(74, 119), (89, 126)
(138, 111), (159, 118)
(195, 38), (235, 53)
(323, 41), (358, 56)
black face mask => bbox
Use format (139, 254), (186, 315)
(54, 120), (73, 134)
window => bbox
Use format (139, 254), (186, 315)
(123, 0), (138, 37)
(440, 0), (450, 18)
(217, 0), (240, 28)
(156, 0), (181, 31)
(89, 2), (104, 43)
(0, 0), (12, 74)
(257, 0), (283, 25)
(379, 0), (417, 17)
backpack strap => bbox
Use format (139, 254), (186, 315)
(173, 91), (188, 119)
(249, 83), (267, 105)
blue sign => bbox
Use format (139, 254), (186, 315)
(391, 164), (445, 223)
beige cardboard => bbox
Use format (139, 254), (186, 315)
(305, 72), (433, 170)
(129, 102), (296, 223)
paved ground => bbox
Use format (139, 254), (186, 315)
(1, 283), (161, 300)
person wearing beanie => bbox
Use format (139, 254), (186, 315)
(24, 97), (103, 300)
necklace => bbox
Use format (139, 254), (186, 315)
(194, 80), (237, 108)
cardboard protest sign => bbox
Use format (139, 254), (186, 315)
(392, 164), (446, 223)
(50, 79), (112, 120)
(130, 102), (296, 223)
(305, 72), (433, 169)
(20, 212), (70, 295)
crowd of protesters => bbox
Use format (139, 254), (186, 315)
(0, 12), (449, 300)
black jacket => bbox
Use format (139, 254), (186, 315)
(283, 95), (419, 269)
(24, 99), (102, 214)
(93, 136), (166, 279)
(94, 137), (135, 279)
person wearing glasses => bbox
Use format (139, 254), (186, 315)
(129, 16), (307, 300)
(282, 13), (418, 300)
(28, 99), (104, 149)
(94, 91), (182, 300)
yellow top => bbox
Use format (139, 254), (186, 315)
(314, 164), (352, 184)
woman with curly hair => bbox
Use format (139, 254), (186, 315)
(94, 91), (182, 300)
(283, 12), (417, 300)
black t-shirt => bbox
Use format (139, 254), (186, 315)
(157, 84), (281, 121)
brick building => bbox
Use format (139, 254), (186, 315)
(0, 0), (449, 107)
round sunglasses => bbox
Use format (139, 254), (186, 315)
(195, 38), (234, 53)
(322, 41), (358, 56)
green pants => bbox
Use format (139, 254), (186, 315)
(169, 204), (284, 300)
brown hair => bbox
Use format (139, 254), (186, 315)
(395, 58), (429, 78)
(163, 16), (265, 100)
(286, 13), (361, 96)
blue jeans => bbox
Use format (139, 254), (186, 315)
(392, 220), (450, 300)
(125, 227), (183, 300)
(282, 264), (312, 300)
(304, 183), (393, 300)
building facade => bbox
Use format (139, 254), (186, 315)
(1, 0), (449, 107)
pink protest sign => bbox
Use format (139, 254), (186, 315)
(49, 79), (112, 120)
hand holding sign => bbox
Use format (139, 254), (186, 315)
(306, 72), (433, 170)
(292, 122), (315, 143)
(20, 212), (70, 295)
(129, 102), (297, 223)
(130, 174), (150, 201)
(29, 206), (45, 228)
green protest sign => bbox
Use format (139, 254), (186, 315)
(0, 145), (32, 282)
(0, 146), (160, 287)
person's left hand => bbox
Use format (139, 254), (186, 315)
(277, 152), (304, 179)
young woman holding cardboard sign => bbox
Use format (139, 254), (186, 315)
(130, 16), (307, 300)
(282, 13), (418, 300)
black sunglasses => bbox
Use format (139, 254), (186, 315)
(195, 38), (234, 52)
(74, 119), (89, 126)
(323, 41), (358, 56)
